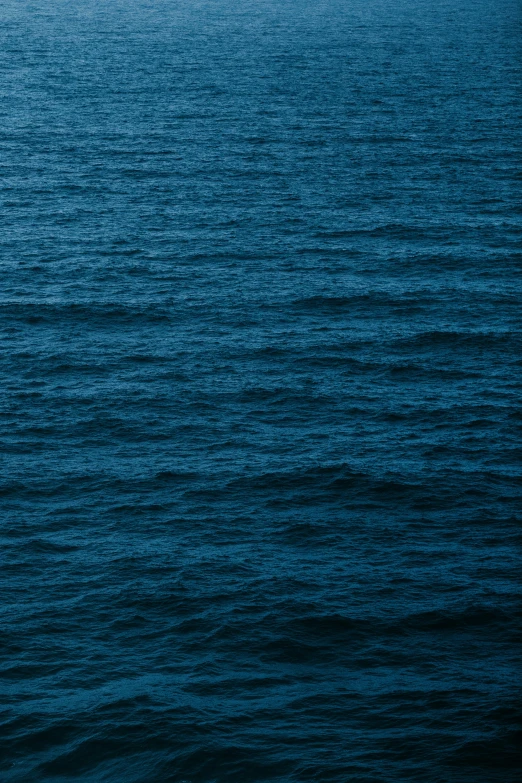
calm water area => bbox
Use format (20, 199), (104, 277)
(1, 1), (521, 781)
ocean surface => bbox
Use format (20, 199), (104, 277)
(1, 1), (521, 780)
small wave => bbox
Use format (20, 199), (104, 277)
(21, 539), (79, 554)
(0, 302), (172, 325)
(398, 605), (517, 634)
(395, 329), (520, 349)
(292, 292), (426, 313)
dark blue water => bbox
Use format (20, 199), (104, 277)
(1, 1), (521, 780)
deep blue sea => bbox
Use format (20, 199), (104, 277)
(1, 1), (521, 780)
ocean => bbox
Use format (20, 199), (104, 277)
(1, 0), (521, 780)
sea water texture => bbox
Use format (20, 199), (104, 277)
(1, 0), (521, 781)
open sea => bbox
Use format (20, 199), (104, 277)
(1, 1), (521, 780)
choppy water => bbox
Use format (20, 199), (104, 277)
(1, 1), (521, 781)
